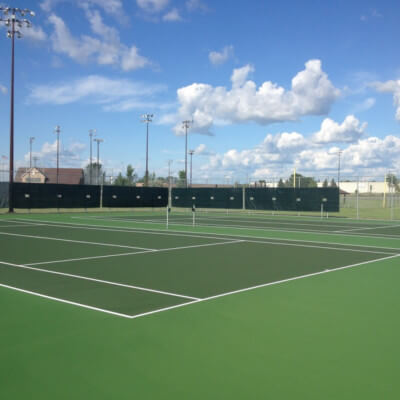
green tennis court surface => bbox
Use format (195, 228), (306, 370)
(1, 211), (400, 399)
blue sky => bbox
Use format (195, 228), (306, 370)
(1, 0), (400, 183)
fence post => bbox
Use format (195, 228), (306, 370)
(356, 176), (359, 219)
(242, 185), (246, 210)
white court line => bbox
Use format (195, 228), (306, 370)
(1, 252), (398, 319)
(0, 283), (133, 319)
(0, 231), (156, 251)
(14, 217), (400, 252)
(127, 253), (400, 320)
(334, 224), (400, 233)
(0, 260), (199, 301)
(12, 218), (235, 242)
(25, 240), (244, 266)
(0, 223), (47, 228)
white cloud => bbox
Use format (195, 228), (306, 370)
(0, 84), (7, 95)
(21, 25), (47, 41)
(186, 0), (209, 12)
(372, 80), (400, 120)
(24, 140), (87, 168)
(174, 59), (340, 134)
(163, 8), (182, 21)
(137, 0), (169, 13)
(209, 45), (234, 65)
(28, 75), (166, 111)
(196, 119), (400, 180)
(41, 0), (125, 17)
(48, 13), (150, 71)
(352, 97), (376, 113)
(313, 115), (367, 144)
(194, 144), (214, 156)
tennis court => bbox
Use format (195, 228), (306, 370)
(2, 210), (400, 399)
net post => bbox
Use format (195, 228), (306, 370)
(192, 204), (196, 227)
(321, 202), (323, 219)
(166, 205), (169, 229)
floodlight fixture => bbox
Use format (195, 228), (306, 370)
(141, 113), (154, 186)
(0, 5), (35, 211)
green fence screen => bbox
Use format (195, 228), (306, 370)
(0, 183), (8, 208)
(245, 187), (339, 212)
(12, 183), (100, 209)
(172, 188), (243, 209)
(102, 186), (168, 208)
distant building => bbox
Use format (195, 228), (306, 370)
(15, 167), (84, 185)
(317, 181), (388, 194)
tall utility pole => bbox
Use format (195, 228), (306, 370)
(94, 138), (103, 185)
(29, 136), (34, 182)
(188, 149), (195, 187)
(182, 120), (192, 188)
(0, 6), (35, 212)
(168, 159), (173, 208)
(54, 125), (61, 184)
(89, 129), (96, 185)
(141, 114), (153, 186)
(337, 150), (342, 190)
(29, 137), (35, 170)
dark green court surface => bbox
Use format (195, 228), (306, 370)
(1, 211), (400, 399)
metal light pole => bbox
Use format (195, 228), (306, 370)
(29, 137), (34, 169)
(337, 150), (342, 189)
(188, 149), (195, 187)
(29, 136), (34, 181)
(141, 114), (153, 186)
(1, 6), (35, 212)
(54, 125), (61, 184)
(182, 120), (192, 188)
(94, 138), (103, 185)
(89, 129), (96, 185)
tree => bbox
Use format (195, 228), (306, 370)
(177, 170), (186, 187)
(386, 173), (400, 192)
(330, 178), (337, 187)
(285, 173), (317, 188)
(277, 178), (285, 188)
(126, 164), (137, 185)
(84, 162), (103, 185)
(322, 179), (329, 188)
(113, 165), (137, 186)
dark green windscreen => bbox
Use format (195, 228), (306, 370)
(102, 186), (168, 208)
(172, 188), (243, 209)
(245, 187), (339, 212)
(12, 183), (100, 208)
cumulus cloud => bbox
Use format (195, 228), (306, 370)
(24, 140), (87, 168)
(372, 80), (400, 120)
(173, 59), (340, 134)
(137, 0), (169, 13)
(163, 8), (182, 21)
(186, 0), (209, 12)
(312, 115), (367, 144)
(41, 0), (125, 17)
(0, 84), (7, 95)
(196, 116), (400, 181)
(48, 13), (150, 71)
(209, 45), (234, 65)
(28, 75), (166, 111)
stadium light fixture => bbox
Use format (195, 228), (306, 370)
(0, 5), (35, 212)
